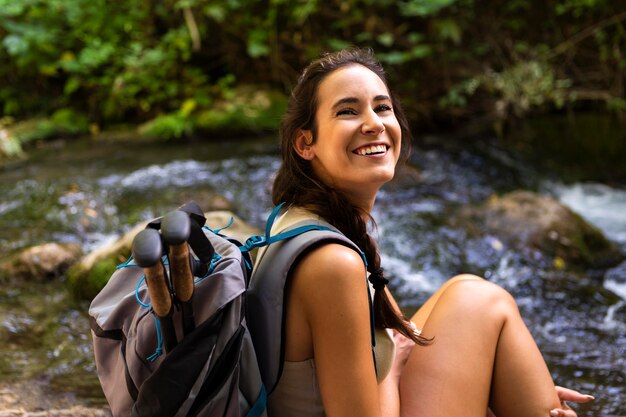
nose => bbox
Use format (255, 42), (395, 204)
(361, 109), (385, 135)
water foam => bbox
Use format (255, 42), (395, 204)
(545, 181), (626, 246)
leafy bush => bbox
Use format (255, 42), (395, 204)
(442, 60), (573, 118)
(0, 0), (624, 133)
(195, 87), (288, 135)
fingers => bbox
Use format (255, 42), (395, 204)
(549, 385), (596, 417)
(550, 408), (578, 417)
(555, 386), (595, 403)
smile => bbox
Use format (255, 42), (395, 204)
(353, 144), (389, 156)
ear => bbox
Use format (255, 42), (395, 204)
(293, 130), (315, 160)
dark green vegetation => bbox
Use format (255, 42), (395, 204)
(510, 113), (626, 184)
(1, 0), (625, 155)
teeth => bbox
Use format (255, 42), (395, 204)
(357, 145), (387, 155)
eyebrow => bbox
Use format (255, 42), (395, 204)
(331, 95), (390, 110)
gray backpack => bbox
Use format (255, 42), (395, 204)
(89, 202), (371, 416)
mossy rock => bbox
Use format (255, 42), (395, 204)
(0, 243), (82, 282)
(67, 222), (146, 301)
(68, 211), (261, 301)
(461, 190), (624, 270)
(0, 110), (90, 159)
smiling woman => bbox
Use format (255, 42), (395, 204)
(254, 48), (593, 417)
(294, 64), (402, 212)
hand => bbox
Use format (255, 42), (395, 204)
(487, 386), (594, 417)
(389, 324), (418, 379)
(549, 386), (595, 417)
(378, 327), (419, 417)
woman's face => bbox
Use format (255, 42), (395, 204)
(301, 64), (402, 207)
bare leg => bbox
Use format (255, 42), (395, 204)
(399, 276), (560, 417)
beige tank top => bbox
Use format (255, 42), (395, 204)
(255, 207), (396, 417)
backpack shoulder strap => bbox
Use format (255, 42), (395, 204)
(246, 218), (375, 394)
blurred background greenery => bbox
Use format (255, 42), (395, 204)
(1, 0), (625, 157)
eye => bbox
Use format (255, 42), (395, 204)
(336, 108), (357, 116)
(375, 104), (393, 113)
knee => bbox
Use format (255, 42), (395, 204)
(443, 279), (519, 320)
(440, 274), (485, 292)
(448, 273), (485, 282)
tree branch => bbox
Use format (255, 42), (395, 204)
(550, 11), (626, 58)
(183, 6), (201, 51)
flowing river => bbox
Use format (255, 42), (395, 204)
(0, 126), (624, 415)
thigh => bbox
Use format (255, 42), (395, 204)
(399, 278), (509, 417)
(410, 274), (484, 330)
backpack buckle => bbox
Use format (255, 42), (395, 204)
(243, 235), (267, 252)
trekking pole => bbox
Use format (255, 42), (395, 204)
(161, 210), (196, 336)
(132, 228), (178, 353)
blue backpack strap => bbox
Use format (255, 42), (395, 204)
(240, 203), (361, 259)
(245, 205), (376, 394)
(246, 384), (267, 417)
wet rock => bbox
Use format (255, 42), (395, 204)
(204, 211), (261, 244)
(175, 191), (234, 212)
(0, 243), (82, 281)
(68, 211), (260, 300)
(461, 191), (624, 270)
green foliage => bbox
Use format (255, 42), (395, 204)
(0, 0), (624, 134)
(137, 86), (288, 140)
(195, 88), (287, 135)
(139, 112), (193, 141)
(443, 60), (573, 118)
(398, 0), (458, 17)
(0, 0), (200, 120)
(555, 0), (608, 17)
(607, 98), (626, 112)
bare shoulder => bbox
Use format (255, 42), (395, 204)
(292, 243), (366, 289)
(290, 242), (369, 318)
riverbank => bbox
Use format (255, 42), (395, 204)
(3, 111), (625, 185)
(0, 380), (110, 416)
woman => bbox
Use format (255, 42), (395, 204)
(260, 48), (593, 417)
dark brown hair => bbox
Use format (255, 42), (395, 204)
(273, 48), (429, 346)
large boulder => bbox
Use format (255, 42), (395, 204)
(461, 191), (623, 269)
(67, 211), (261, 300)
(0, 243), (82, 281)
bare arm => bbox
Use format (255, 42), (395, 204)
(290, 243), (381, 417)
